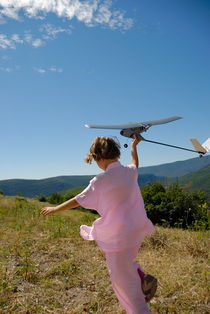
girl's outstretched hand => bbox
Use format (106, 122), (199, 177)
(41, 206), (57, 216)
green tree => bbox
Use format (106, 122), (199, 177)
(141, 182), (209, 229)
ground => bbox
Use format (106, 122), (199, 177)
(0, 196), (209, 313)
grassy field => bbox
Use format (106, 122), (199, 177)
(0, 196), (209, 313)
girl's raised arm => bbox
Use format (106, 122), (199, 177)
(131, 134), (141, 168)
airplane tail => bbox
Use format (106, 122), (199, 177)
(190, 138), (210, 154)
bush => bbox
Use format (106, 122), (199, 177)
(38, 194), (47, 202)
(141, 182), (209, 229)
(48, 193), (64, 204)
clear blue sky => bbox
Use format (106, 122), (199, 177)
(0, 0), (209, 179)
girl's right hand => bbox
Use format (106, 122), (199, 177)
(132, 134), (141, 146)
(41, 206), (57, 216)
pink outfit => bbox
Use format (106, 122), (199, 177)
(76, 161), (155, 252)
(76, 161), (155, 313)
(105, 245), (151, 314)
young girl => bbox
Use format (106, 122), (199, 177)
(41, 135), (157, 314)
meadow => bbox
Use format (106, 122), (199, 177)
(0, 195), (209, 313)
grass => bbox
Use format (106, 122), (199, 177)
(0, 195), (209, 313)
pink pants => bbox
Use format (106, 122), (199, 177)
(105, 246), (152, 314)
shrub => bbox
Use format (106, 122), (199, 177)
(48, 193), (64, 204)
(141, 182), (209, 229)
(38, 194), (47, 202)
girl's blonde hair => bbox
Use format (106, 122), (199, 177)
(85, 137), (121, 164)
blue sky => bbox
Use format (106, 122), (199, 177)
(0, 0), (209, 179)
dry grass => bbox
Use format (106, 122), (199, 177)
(0, 195), (209, 313)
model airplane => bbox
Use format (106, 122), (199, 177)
(85, 116), (210, 157)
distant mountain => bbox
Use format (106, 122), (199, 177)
(139, 155), (210, 177)
(179, 164), (210, 198)
(0, 176), (93, 197)
(138, 174), (166, 186)
(1, 155), (210, 197)
(0, 173), (165, 197)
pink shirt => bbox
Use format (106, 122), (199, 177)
(76, 161), (155, 252)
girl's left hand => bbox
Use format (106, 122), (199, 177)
(41, 206), (57, 216)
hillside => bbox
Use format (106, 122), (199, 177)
(0, 173), (166, 197)
(0, 176), (93, 197)
(0, 155), (210, 197)
(138, 174), (165, 186)
(139, 155), (210, 177)
(179, 164), (210, 198)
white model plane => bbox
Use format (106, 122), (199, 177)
(85, 116), (210, 157)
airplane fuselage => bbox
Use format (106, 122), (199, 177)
(120, 125), (150, 138)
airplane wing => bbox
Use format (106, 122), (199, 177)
(85, 116), (182, 130)
(139, 116), (182, 126)
(85, 122), (145, 129)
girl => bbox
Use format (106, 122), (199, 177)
(41, 135), (157, 314)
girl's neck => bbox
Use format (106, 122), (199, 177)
(97, 158), (119, 171)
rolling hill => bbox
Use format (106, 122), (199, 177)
(0, 155), (210, 197)
(0, 176), (94, 197)
(0, 173), (166, 197)
(179, 164), (210, 198)
(139, 155), (210, 177)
